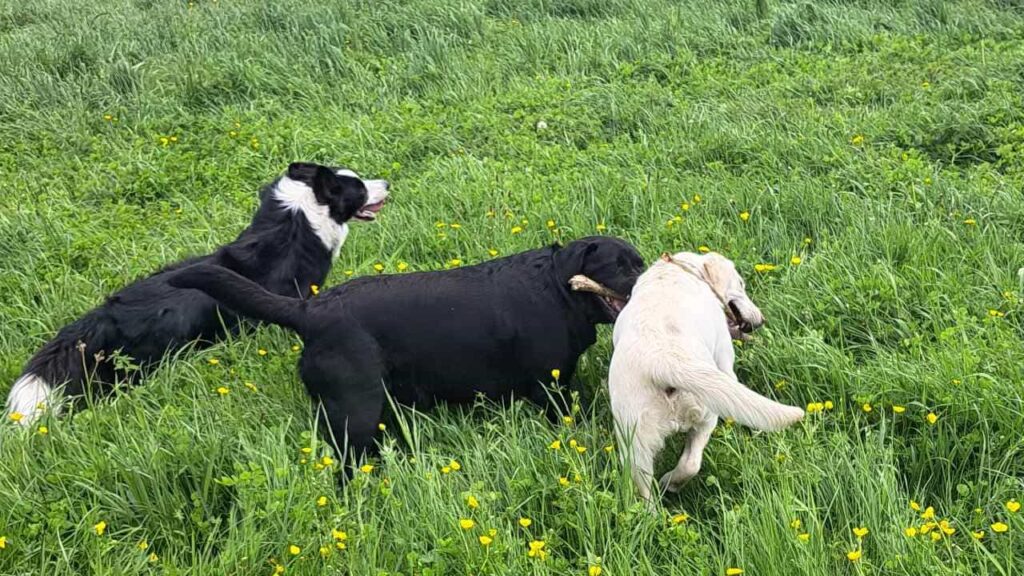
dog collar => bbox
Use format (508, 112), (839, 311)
(659, 253), (736, 322)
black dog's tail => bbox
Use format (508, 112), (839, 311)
(168, 264), (308, 333)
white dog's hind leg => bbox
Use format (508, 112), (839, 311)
(659, 414), (716, 492)
(620, 424), (664, 501)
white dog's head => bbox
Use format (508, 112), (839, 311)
(670, 251), (764, 340)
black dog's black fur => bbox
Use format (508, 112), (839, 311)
(12, 163), (375, 410)
(169, 236), (645, 462)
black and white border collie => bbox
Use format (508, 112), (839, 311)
(6, 162), (389, 425)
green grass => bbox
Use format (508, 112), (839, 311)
(1, 0), (1024, 573)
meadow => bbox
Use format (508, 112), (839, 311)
(1, 0), (1023, 574)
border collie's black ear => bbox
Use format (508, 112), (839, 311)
(287, 162), (320, 182)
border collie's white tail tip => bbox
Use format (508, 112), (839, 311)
(6, 373), (51, 426)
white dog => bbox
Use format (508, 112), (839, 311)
(608, 251), (804, 500)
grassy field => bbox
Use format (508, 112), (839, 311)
(2, 0), (1024, 573)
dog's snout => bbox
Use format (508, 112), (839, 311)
(381, 180), (390, 190)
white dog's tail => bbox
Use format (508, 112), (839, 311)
(651, 360), (804, 431)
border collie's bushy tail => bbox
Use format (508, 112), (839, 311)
(168, 265), (307, 333)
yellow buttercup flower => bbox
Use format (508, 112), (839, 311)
(851, 134), (864, 146)
(589, 566), (603, 576)
(467, 495), (479, 509)
(754, 263), (777, 273)
(321, 456), (334, 467)
(921, 506), (935, 520)
(562, 415), (574, 425)
(603, 444), (614, 453)
(289, 545), (300, 555)
(904, 527), (918, 537)
(549, 440), (561, 450)
(575, 445), (587, 454)
(926, 412), (938, 425)
(546, 219), (556, 229)
(558, 476), (570, 487)
(378, 422), (386, 431)
(9, 412), (23, 423)
(991, 522), (1009, 533)
(846, 549), (862, 562)
(892, 405), (906, 414)
(824, 400), (834, 410)
(332, 529), (348, 541)
(972, 530), (985, 540)
(853, 527), (869, 538)
(448, 258), (462, 268)
(930, 531), (941, 542)
(292, 344), (300, 352)
(519, 517), (532, 528)
(527, 540), (547, 559)
(207, 358), (220, 365)
(244, 382), (257, 392)
(359, 464), (373, 474)
(1007, 500), (1021, 513)
(216, 386), (229, 396)
(862, 403), (872, 413)
(790, 256), (802, 265)
(258, 348), (268, 356)
(479, 535), (493, 546)
(511, 226), (523, 234)
(681, 202), (690, 211)
(94, 521), (107, 536)
(317, 496), (328, 507)
(910, 500), (921, 511)
(789, 518), (801, 530)
(397, 262), (408, 272)
(797, 533), (810, 542)
(37, 425), (48, 435)
(739, 211), (750, 222)
(319, 546), (331, 558)
(488, 248), (499, 257)
(698, 245), (710, 253)
(373, 263), (384, 272)
(460, 518), (475, 530)
(310, 284), (320, 296)
(450, 223), (462, 229)
(449, 460), (461, 471)
(939, 520), (955, 536)
(596, 223), (606, 232)
(441, 466), (452, 474)
(0, 536), (6, 549)
(671, 513), (689, 525)
(726, 569), (744, 576)
(964, 218), (976, 226)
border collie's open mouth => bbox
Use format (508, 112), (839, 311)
(568, 275), (628, 319)
(355, 199), (386, 221)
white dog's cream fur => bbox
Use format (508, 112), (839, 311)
(609, 251), (804, 500)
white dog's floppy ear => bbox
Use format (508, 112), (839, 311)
(700, 254), (730, 303)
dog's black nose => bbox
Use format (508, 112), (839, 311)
(740, 321), (754, 333)
(382, 181), (390, 190)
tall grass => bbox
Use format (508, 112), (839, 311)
(1, 0), (1022, 574)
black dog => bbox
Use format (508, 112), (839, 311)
(6, 162), (389, 424)
(169, 236), (644, 462)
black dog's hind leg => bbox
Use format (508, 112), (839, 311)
(299, 337), (385, 478)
